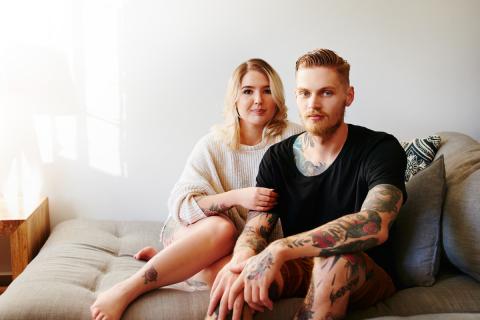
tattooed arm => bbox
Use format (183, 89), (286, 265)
(207, 211), (279, 319)
(194, 188), (278, 217)
(194, 193), (235, 216)
(272, 184), (403, 262)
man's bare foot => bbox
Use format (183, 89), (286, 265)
(90, 281), (135, 320)
(134, 246), (158, 261)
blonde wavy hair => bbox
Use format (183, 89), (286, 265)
(214, 58), (288, 150)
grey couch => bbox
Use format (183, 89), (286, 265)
(0, 132), (479, 320)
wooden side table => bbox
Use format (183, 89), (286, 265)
(0, 197), (50, 293)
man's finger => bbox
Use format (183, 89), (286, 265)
(231, 293), (244, 320)
(251, 284), (260, 307)
(260, 283), (273, 310)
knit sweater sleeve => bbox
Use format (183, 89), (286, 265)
(167, 134), (222, 225)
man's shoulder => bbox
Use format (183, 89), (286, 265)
(267, 132), (301, 158)
(349, 124), (399, 148)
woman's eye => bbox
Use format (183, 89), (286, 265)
(264, 88), (272, 94)
(242, 89), (253, 95)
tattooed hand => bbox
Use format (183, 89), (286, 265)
(229, 247), (282, 312)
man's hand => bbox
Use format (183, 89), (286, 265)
(208, 261), (245, 320)
(228, 247), (282, 312)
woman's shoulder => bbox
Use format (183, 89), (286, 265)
(191, 131), (227, 156)
(280, 121), (305, 139)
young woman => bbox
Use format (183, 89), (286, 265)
(90, 58), (304, 320)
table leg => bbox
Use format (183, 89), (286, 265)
(9, 198), (50, 279)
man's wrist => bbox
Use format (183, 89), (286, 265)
(269, 240), (290, 264)
(231, 247), (255, 264)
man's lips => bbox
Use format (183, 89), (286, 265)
(307, 114), (327, 120)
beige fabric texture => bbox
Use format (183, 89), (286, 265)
(164, 121), (304, 242)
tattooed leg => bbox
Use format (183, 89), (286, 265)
(294, 253), (373, 320)
(91, 216), (237, 320)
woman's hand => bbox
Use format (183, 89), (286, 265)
(233, 187), (278, 212)
(208, 261), (245, 320)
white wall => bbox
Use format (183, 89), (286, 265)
(1, 0), (479, 271)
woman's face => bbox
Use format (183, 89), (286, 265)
(236, 70), (277, 130)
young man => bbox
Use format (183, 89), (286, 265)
(207, 49), (407, 320)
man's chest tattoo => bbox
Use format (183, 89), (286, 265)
(293, 134), (329, 176)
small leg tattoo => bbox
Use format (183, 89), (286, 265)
(143, 266), (158, 284)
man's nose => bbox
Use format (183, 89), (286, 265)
(306, 95), (320, 110)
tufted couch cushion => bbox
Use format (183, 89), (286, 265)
(0, 220), (211, 320)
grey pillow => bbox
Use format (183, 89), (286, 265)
(392, 155), (446, 288)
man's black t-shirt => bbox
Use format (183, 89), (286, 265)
(256, 124), (407, 273)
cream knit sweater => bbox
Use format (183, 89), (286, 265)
(162, 121), (304, 242)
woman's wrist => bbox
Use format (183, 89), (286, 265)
(224, 189), (239, 208)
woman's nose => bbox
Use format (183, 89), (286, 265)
(254, 92), (262, 104)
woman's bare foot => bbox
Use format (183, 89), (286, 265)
(134, 246), (158, 261)
(90, 281), (136, 320)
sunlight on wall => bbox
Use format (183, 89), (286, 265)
(3, 154), (41, 215)
(33, 115), (78, 163)
(83, 0), (127, 177)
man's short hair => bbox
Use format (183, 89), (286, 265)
(295, 49), (350, 86)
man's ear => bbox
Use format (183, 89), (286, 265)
(346, 86), (355, 107)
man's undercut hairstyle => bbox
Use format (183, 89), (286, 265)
(295, 49), (351, 86)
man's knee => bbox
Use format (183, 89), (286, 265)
(310, 254), (368, 306)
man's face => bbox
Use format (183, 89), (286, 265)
(295, 66), (354, 138)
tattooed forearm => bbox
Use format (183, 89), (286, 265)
(235, 212), (278, 255)
(202, 203), (230, 216)
(281, 237), (312, 249)
(234, 225), (267, 254)
(143, 266), (158, 284)
(317, 238), (379, 257)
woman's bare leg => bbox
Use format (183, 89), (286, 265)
(90, 216), (237, 320)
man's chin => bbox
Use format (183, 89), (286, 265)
(305, 122), (342, 139)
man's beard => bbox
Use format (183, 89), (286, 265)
(302, 106), (345, 140)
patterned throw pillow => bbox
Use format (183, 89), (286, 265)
(401, 135), (441, 182)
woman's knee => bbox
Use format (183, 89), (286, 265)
(201, 216), (237, 248)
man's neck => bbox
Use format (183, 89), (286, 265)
(304, 123), (348, 163)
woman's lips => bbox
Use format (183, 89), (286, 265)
(251, 109), (266, 115)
